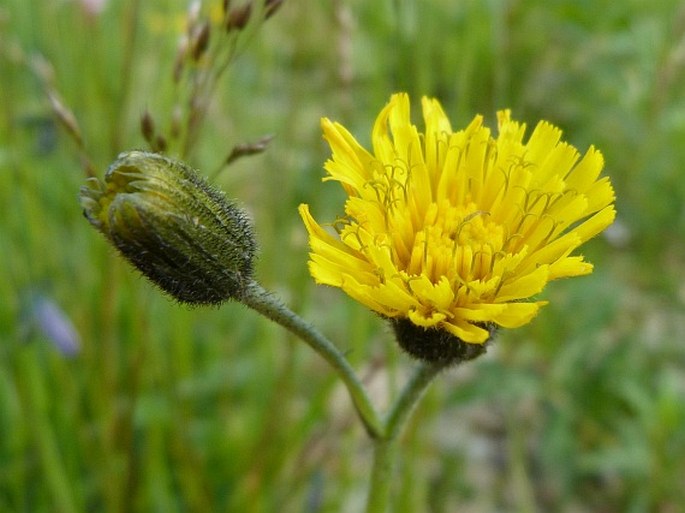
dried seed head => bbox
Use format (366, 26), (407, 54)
(80, 151), (257, 304)
(226, 0), (284, 31)
(191, 21), (211, 61)
(225, 134), (274, 165)
(226, 2), (251, 30)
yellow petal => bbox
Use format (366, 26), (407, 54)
(442, 320), (491, 343)
(496, 265), (550, 302)
(408, 309), (447, 328)
(490, 301), (545, 328)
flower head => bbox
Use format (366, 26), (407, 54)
(299, 94), (615, 362)
(80, 151), (256, 305)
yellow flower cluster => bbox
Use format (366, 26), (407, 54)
(300, 94), (615, 344)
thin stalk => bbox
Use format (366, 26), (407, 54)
(385, 362), (445, 440)
(241, 280), (445, 513)
(365, 437), (399, 513)
(365, 362), (445, 513)
(240, 280), (384, 438)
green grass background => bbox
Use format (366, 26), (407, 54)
(1, 0), (684, 511)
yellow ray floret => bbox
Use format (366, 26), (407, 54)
(299, 94), (616, 344)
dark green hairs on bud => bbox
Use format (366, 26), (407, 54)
(80, 151), (256, 305)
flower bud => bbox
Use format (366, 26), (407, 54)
(391, 319), (494, 365)
(79, 151), (256, 305)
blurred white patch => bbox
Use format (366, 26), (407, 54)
(79, 0), (108, 17)
(603, 217), (631, 248)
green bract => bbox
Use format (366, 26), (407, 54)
(80, 151), (256, 304)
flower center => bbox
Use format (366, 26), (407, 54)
(403, 200), (504, 284)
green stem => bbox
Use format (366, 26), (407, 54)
(366, 437), (398, 513)
(240, 280), (384, 438)
(365, 362), (444, 513)
(241, 280), (445, 512)
(385, 362), (445, 440)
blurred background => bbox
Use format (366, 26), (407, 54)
(1, 0), (684, 511)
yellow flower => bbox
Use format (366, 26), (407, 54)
(299, 93), (615, 359)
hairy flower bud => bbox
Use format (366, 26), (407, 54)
(79, 151), (256, 304)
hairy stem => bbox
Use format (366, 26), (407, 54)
(240, 280), (384, 438)
(365, 362), (445, 513)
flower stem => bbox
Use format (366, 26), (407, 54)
(241, 281), (445, 512)
(240, 280), (384, 438)
(365, 362), (445, 513)
(366, 437), (398, 513)
(385, 362), (445, 440)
